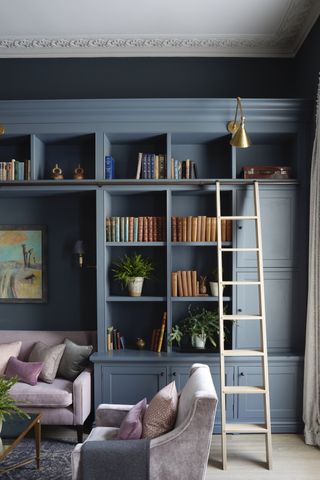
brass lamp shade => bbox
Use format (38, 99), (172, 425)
(230, 117), (251, 148)
(227, 97), (251, 148)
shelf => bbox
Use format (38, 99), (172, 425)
(106, 242), (166, 247)
(171, 296), (231, 302)
(172, 242), (232, 247)
(106, 296), (166, 302)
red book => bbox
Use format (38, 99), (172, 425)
(138, 217), (143, 242)
(129, 217), (134, 242)
(143, 217), (148, 242)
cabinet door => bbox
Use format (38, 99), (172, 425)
(236, 363), (303, 432)
(235, 270), (294, 352)
(236, 189), (296, 268)
(101, 365), (167, 404)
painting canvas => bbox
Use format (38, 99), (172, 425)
(0, 226), (47, 303)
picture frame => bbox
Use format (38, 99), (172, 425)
(0, 225), (47, 303)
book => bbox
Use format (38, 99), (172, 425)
(187, 216), (192, 242)
(142, 154), (148, 179)
(105, 155), (115, 179)
(181, 271), (188, 297)
(150, 329), (157, 351)
(133, 217), (138, 242)
(172, 216), (177, 242)
(120, 216), (125, 242)
(177, 270), (184, 296)
(129, 217), (134, 242)
(136, 152), (143, 179)
(186, 270), (192, 296)
(221, 219), (227, 242)
(125, 217), (129, 242)
(211, 217), (217, 242)
(192, 217), (198, 242)
(115, 217), (120, 242)
(192, 270), (197, 296)
(154, 155), (159, 179)
(226, 219), (232, 242)
(171, 272), (178, 296)
(197, 216), (202, 243)
(201, 216), (206, 241)
(143, 217), (148, 242)
(157, 312), (167, 353)
(138, 217), (143, 241)
(206, 217), (211, 242)
(182, 217), (187, 242)
(177, 217), (183, 242)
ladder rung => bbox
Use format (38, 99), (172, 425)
(222, 315), (263, 321)
(225, 423), (268, 433)
(223, 349), (265, 357)
(223, 386), (266, 394)
(219, 216), (258, 220)
(222, 281), (261, 286)
(220, 247), (259, 252)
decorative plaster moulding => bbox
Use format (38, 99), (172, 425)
(0, 0), (318, 58)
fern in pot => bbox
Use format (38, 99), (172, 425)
(112, 253), (155, 296)
(0, 377), (29, 433)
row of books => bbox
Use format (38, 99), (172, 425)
(171, 216), (232, 242)
(170, 159), (198, 179)
(106, 327), (125, 351)
(171, 271), (205, 297)
(106, 216), (166, 242)
(150, 312), (167, 352)
(0, 159), (31, 181)
(136, 153), (167, 179)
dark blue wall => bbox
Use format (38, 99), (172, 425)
(295, 17), (320, 100)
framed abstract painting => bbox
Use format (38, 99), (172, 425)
(0, 225), (47, 303)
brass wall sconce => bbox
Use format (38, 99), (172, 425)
(73, 240), (85, 268)
(227, 97), (251, 148)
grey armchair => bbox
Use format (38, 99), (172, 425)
(72, 363), (218, 480)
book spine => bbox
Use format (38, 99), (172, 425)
(186, 159), (191, 179)
(171, 272), (178, 297)
(221, 219), (227, 242)
(174, 159), (179, 180)
(177, 270), (184, 297)
(197, 216), (202, 243)
(113, 329), (117, 350)
(153, 329), (160, 352)
(206, 217), (211, 242)
(181, 271), (188, 297)
(171, 158), (174, 179)
(157, 312), (167, 353)
(192, 162), (198, 179)
(186, 270), (192, 297)
(111, 217), (116, 242)
(150, 153), (155, 179)
(187, 216), (192, 242)
(128, 217), (134, 242)
(177, 217), (183, 242)
(181, 161), (186, 179)
(105, 156), (115, 179)
(143, 217), (148, 242)
(120, 336), (125, 350)
(172, 216), (177, 242)
(138, 217), (143, 242)
(115, 217), (120, 242)
(136, 152), (143, 179)
(142, 154), (147, 179)
(120, 216), (125, 242)
(182, 217), (187, 242)
(226, 219), (232, 242)
(154, 154), (159, 179)
(133, 217), (138, 242)
(192, 271), (197, 296)
(152, 216), (157, 242)
(125, 217), (129, 242)
(201, 216), (206, 241)
(150, 329), (156, 351)
(211, 217), (217, 242)
(192, 217), (197, 242)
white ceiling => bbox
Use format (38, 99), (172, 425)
(0, 0), (319, 58)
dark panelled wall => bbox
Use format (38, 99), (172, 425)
(0, 18), (318, 331)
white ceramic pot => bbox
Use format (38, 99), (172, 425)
(209, 282), (224, 297)
(192, 334), (206, 349)
(127, 277), (144, 297)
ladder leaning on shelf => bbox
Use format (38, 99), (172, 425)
(216, 180), (272, 470)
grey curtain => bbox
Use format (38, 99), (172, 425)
(303, 76), (320, 447)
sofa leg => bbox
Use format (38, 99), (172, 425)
(77, 425), (83, 443)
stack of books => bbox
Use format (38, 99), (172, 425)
(0, 159), (31, 181)
(171, 159), (198, 179)
(107, 326), (125, 351)
(150, 312), (167, 352)
(106, 216), (166, 242)
(171, 216), (232, 242)
(136, 153), (167, 179)
(171, 271), (206, 297)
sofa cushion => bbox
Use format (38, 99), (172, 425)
(5, 356), (43, 386)
(9, 378), (73, 407)
(0, 341), (22, 375)
(28, 341), (66, 383)
(142, 381), (178, 439)
(58, 338), (93, 381)
(118, 398), (147, 440)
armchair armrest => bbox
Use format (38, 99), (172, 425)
(96, 403), (133, 427)
(73, 368), (92, 426)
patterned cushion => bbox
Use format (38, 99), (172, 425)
(118, 398), (147, 440)
(0, 341), (22, 375)
(28, 341), (66, 384)
(142, 381), (178, 439)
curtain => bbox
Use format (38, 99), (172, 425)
(303, 76), (320, 446)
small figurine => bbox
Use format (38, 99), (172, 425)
(51, 164), (64, 180)
(73, 164), (85, 180)
(136, 338), (146, 350)
(199, 275), (207, 295)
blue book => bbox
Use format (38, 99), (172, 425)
(105, 155), (115, 179)
(150, 153), (155, 179)
(115, 217), (120, 242)
(142, 154), (147, 179)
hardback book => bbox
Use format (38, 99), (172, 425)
(154, 155), (159, 179)
(221, 219), (227, 242)
(105, 155), (115, 179)
(136, 152), (143, 179)
(133, 218), (139, 242)
(201, 216), (206, 241)
(177, 271), (184, 297)
(157, 312), (167, 353)
(115, 217), (120, 242)
(186, 271), (192, 296)
(138, 217), (143, 242)
(226, 219), (232, 242)
(177, 217), (183, 242)
(197, 216), (202, 242)
(125, 217), (129, 242)
(172, 216), (177, 242)
(171, 272), (178, 296)
(192, 161), (198, 179)
(192, 271), (197, 296)
(211, 217), (217, 242)
(142, 154), (148, 179)
(129, 217), (134, 242)
(120, 217), (125, 242)
(181, 271), (188, 297)
(143, 217), (148, 242)
(187, 216), (192, 242)
(150, 153), (155, 179)
(182, 217), (187, 242)
(206, 217), (211, 242)
(111, 217), (116, 242)
(192, 217), (198, 242)
(159, 154), (166, 179)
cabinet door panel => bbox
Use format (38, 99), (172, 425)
(236, 189), (296, 268)
(101, 365), (167, 404)
(235, 271), (293, 352)
(237, 364), (302, 426)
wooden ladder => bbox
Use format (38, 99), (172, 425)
(216, 180), (272, 470)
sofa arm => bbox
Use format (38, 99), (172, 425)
(96, 404), (133, 427)
(73, 369), (92, 426)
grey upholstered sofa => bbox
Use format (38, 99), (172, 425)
(72, 363), (218, 480)
(1, 330), (96, 442)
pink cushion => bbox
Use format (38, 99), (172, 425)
(9, 378), (73, 407)
(0, 341), (22, 375)
(5, 356), (43, 386)
(118, 398), (147, 440)
(142, 381), (178, 439)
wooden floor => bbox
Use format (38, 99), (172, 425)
(207, 434), (320, 480)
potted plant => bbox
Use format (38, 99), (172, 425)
(0, 377), (29, 433)
(209, 268), (224, 297)
(112, 253), (155, 296)
(169, 305), (220, 350)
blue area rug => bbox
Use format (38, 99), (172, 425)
(0, 439), (74, 480)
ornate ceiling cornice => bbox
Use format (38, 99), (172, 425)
(0, 0), (318, 58)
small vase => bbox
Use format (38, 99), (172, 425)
(209, 282), (224, 297)
(127, 277), (144, 297)
(192, 335), (206, 349)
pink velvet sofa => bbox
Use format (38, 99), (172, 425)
(1, 330), (96, 442)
